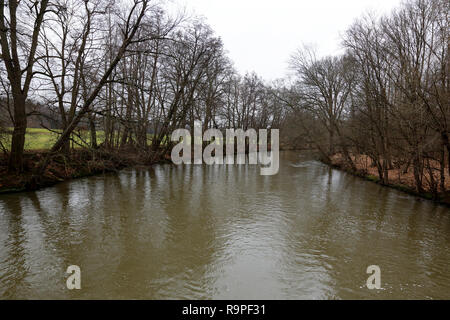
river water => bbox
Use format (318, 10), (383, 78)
(0, 151), (449, 299)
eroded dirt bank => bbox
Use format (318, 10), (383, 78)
(327, 153), (450, 207)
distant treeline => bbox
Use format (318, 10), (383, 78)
(0, 0), (286, 175)
(278, 0), (449, 196)
(0, 0), (448, 198)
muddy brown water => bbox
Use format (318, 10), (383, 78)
(0, 151), (449, 299)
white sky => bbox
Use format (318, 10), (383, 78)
(169, 0), (403, 81)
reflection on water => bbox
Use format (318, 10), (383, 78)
(0, 152), (449, 299)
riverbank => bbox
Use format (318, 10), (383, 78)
(326, 153), (450, 207)
(0, 148), (171, 194)
(0, 144), (289, 194)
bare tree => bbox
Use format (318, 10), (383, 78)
(0, 0), (50, 172)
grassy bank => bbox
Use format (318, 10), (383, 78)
(0, 127), (108, 151)
(0, 148), (170, 194)
(0, 128), (156, 151)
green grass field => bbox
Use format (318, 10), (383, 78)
(0, 128), (110, 151)
(0, 127), (234, 151)
(0, 128), (160, 151)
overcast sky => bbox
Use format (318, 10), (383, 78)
(170, 0), (403, 81)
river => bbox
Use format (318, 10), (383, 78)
(0, 151), (449, 299)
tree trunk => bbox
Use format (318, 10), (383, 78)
(61, 136), (71, 157)
(328, 128), (334, 156)
(8, 94), (27, 173)
(440, 145), (445, 193)
(413, 156), (423, 193)
(89, 115), (98, 149)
